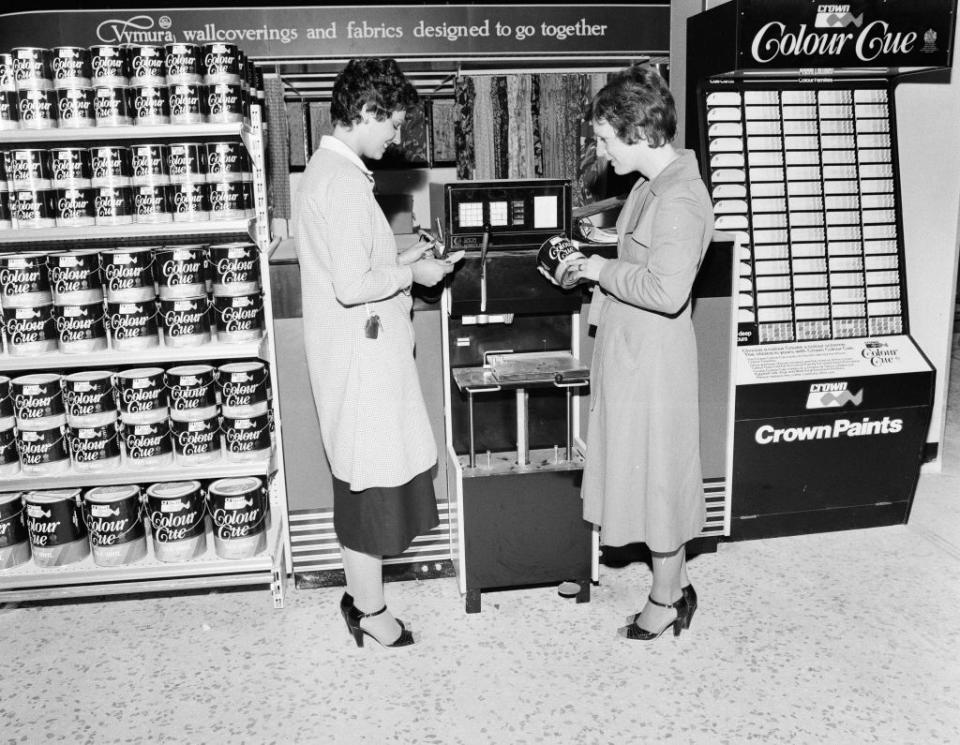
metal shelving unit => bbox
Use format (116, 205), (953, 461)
(0, 107), (290, 606)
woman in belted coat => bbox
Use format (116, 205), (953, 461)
(568, 65), (715, 640)
(293, 58), (453, 648)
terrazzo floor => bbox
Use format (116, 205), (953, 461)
(3, 341), (960, 745)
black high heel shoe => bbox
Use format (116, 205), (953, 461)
(345, 604), (415, 648)
(339, 592), (354, 632)
(618, 594), (690, 640)
(626, 584), (697, 628)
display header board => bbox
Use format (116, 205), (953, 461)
(0, 5), (669, 59)
(736, 0), (955, 71)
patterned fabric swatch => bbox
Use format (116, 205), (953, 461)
(287, 101), (308, 168)
(264, 75), (291, 219)
(308, 102), (333, 154)
(454, 76), (475, 180)
(431, 100), (457, 164)
(471, 78), (495, 180)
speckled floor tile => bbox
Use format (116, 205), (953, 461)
(3, 356), (960, 745)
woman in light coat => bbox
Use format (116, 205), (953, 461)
(569, 65), (715, 640)
(294, 58), (453, 648)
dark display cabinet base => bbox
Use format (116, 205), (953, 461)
(730, 500), (911, 541)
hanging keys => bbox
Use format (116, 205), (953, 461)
(364, 314), (381, 339)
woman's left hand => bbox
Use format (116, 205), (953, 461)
(568, 254), (607, 283)
(398, 241), (437, 265)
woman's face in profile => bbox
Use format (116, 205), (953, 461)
(593, 119), (638, 175)
(357, 107), (405, 160)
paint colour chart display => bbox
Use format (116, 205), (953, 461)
(704, 81), (904, 346)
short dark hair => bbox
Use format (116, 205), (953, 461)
(588, 65), (676, 147)
(330, 57), (419, 128)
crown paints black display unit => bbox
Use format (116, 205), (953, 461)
(687, 0), (955, 540)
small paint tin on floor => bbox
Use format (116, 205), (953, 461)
(83, 485), (147, 566)
(145, 480), (206, 562)
(23, 489), (89, 567)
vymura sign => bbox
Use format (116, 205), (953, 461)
(738, 0), (955, 69)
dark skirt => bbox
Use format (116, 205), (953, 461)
(333, 469), (438, 556)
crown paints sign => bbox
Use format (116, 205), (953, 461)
(738, 0), (955, 69)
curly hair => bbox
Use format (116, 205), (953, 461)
(330, 57), (419, 128)
(587, 65), (676, 147)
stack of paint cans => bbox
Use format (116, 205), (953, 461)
(90, 44), (132, 127)
(166, 364), (221, 466)
(130, 143), (172, 224)
(168, 141), (209, 222)
(23, 488), (89, 566)
(11, 47), (57, 131)
(218, 361), (272, 462)
(63, 370), (120, 472)
(49, 249), (108, 353)
(207, 476), (268, 559)
(116, 367), (172, 468)
(204, 43), (247, 125)
(0, 491), (30, 568)
(91, 145), (133, 225)
(0, 53), (16, 131)
(101, 245), (159, 350)
(51, 46), (94, 129)
(206, 141), (254, 221)
(128, 44), (169, 126)
(0, 376), (17, 477)
(209, 241), (263, 343)
(155, 243), (211, 346)
(144, 480), (207, 562)
(9, 373), (69, 476)
(51, 147), (95, 228)
(82, 484), (147, 566)
(8, 148), (56, 229)
(0, 252), (57, 355)
(165, 43), (205, 125)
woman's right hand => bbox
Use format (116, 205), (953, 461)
(410, 257), (454, 287)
